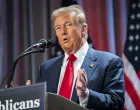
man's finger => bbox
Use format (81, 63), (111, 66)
(5, 85), (7, 88)
(26, 80), (31, 85)
(76, 85), (87, 91)
(76, 79), (86, 88)
(77, 69), (82, 80)
(80, 72), (86, 84)
(76, 76), (87, 89)
(77, 69), (85, 81)
(77, 69), (87, 84)
(10, 81), (17, 87)
(81, 69), (87, 83)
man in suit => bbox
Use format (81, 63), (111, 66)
(37, 5), (125, 110)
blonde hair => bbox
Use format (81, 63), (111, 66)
(52, 5), (88, 39)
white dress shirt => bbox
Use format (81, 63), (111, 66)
(57, 42), (89, 107)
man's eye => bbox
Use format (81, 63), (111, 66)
(55, 27), (60, 30)
(65, 23), (72, 28)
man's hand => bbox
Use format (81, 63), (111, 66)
(7, 80), (31, 88)
(76, 69), (88, 102)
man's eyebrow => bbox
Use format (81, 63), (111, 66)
(64, 20), (72, 24)
(54, 24), (60, 28)
(54, 20), (72, 28)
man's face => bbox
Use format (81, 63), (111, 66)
(54, 14), (86, 54)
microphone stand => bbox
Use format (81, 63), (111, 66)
(0, 46), (45, 88)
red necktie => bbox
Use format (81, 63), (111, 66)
(59, 54), (77, 100)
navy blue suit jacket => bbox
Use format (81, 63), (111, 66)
(37, 48), (125, 110)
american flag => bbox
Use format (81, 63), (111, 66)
(122, 0), (140, 110)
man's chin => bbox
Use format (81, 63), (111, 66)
(62, 44), (72, 49)
(63, 46), (73, 53)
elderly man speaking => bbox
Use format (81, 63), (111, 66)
(37, 5), (125, 110)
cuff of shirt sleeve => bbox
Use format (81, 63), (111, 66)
(79, 89), (89, 107)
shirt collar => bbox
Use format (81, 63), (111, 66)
(64, 42), (89, 62)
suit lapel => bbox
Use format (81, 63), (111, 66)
(47, 55), (64, 93)
(71, 48), (98, 103)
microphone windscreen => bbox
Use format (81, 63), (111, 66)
(39, 39), (47, 48)
(47, 39), (56, 47)
(39, 39), (56, 48)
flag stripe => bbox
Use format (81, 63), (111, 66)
(124, 73), (140, 110)
(122, 54), (140, 98)
(124, 91), (136, 110)
(123, 107), (126, 110)
(138, 70), (140, 79)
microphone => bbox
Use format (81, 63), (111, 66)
(33, 39), (56, 48)
(0, 39), (56, 88)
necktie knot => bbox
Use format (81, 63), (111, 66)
(68, 54), (77, 63)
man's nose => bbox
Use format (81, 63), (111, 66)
(61, 26), (67, 35)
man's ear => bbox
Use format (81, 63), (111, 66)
(81, 23), (88, 36)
